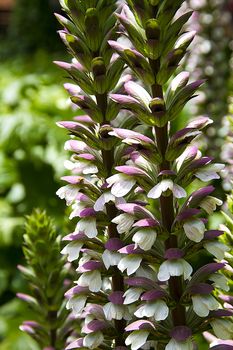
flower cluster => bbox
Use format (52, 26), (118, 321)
(18, 210), (73, 350)
(56, 0), (232, 349)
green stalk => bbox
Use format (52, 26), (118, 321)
(97, 93), (126, 346)
(150, 59), (186, 327)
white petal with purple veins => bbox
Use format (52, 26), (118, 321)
(107, 173), (136, 197)
(112, 178), (136, 197)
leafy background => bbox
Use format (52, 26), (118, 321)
(0, 0), (232, 349)
(0, 0), (75, 348)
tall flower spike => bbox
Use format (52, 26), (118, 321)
(107, 1), (229, 349)
(18, 210), (73, 349)
(56, 1), (132, 348)
(56, 0), (230, 349)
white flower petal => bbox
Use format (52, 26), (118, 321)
(152, 300), (169, 321)
(78, 270), (102, 292)
(125, 330), (149, 350)
(209, 273), (230, 292)
(94, 192), (115, 212)
(118, 255), (142, 275)
(192, 295), (219, 317)
(66, 295), (87, 315)
(112, 178), (136, 197)
(102, 250), (121, 269)
(135, 300), (169, 321)
(83, 332), (104, 349)
(195, 164), (224, 182)
(56, 185), (79, 205)
(148, 180), (173, 199)
(172, 184), (187, 198)
(183, 219), (205, 242)
(107, 173), (122, 186)
(211, 319), (233, 340)
(76, 218), (97, 238)
(200, 196), (223, 214)
(124, 288), (144, 305)
(157, 261), (170, 281)
(181, 259), (193, 280)
(61, 241), (83, 262)
(83, 164), (98, 174)
(112, 214), (134, 233)
(204, 241), (229, 260)
(158, 260), (192, 281)
(103, 303), (126, 321)
(133, 229), (157, 251)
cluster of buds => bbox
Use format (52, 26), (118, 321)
(186, 0), (233, 160)
(56, 0), (233, 349)
(18, 210), (73, 349)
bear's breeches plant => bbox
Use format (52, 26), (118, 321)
(56, 1), (233, 349)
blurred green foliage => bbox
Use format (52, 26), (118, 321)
(1, 0), (62, 58)
(0, 51), (76, 348)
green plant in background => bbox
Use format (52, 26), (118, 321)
(56, 0), (233, 349)
(18, 209), (74, 349)
(1, 0), (62, 58)
(0, 53), (75, 349)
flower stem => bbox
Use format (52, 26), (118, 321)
(48, 306), (57, 347)
(150, 60), (186, 327)
(97, 93), (126, 346)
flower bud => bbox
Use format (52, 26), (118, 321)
(149, 98), (166, 126)
(145, 19), (160, 40)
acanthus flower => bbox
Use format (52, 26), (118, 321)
(56, 0), (231, 349)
